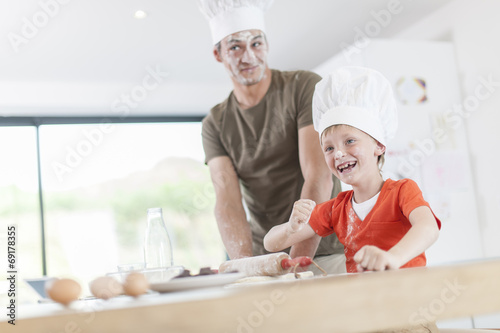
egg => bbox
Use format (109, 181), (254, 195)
(46, 278), (82, 306)
(89, 276), (123, 300)
(123, 272), (149, 297)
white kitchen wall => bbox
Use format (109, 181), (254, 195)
(395, 2), (500, 326)
(395, 0), (500, 260)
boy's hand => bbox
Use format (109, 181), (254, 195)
(353, 245), (401, 272)
(288, 199), (316, 233)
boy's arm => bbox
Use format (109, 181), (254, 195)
(264, 221), (319, 252)
(388, 205), (440, 266)
(264, 199), (319, 252)
(354, 206), (439, 271)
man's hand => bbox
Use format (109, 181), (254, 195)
(353, 245), (401, 272)
(288, 199), (316, 233)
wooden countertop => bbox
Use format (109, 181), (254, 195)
(2, 259), (500, 333)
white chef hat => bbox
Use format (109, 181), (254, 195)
(313, 66), (398, 146)
(198, 0), (274, 45)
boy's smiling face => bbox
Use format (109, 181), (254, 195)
(321, 125), (385, 185)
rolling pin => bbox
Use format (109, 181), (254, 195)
(219, 252), (313, 277)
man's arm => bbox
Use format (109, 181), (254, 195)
(290, 124), (333, 258)
(207, 156), (253, 259)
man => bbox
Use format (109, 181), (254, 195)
(198, 0), (345, 273)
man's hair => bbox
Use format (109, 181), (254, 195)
(321, 124), (386, 171)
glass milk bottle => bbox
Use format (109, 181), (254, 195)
(144, 208), (173, 269)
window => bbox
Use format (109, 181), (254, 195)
(38, 122), (224, 293)
(1, 120), (225, 300)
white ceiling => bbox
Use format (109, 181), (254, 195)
(0, 0), (453, 117)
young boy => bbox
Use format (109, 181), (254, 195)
(264, 66), (441, 273)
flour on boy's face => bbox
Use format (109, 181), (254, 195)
(321, 125), (382, 185)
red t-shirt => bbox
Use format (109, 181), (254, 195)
(308, 179), (441, 273)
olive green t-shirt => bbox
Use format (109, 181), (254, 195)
(202, 69), (343, 256)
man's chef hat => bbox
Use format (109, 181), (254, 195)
(198, 0), (274, 45)
(313, 66), (398, 146)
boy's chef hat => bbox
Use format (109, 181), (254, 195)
(198, 0), (273, 45)
(313, 66), (398, 146)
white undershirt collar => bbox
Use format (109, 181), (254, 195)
(351, 192), (380, 221)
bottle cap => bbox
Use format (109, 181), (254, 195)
(147, 207), (162, 214)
